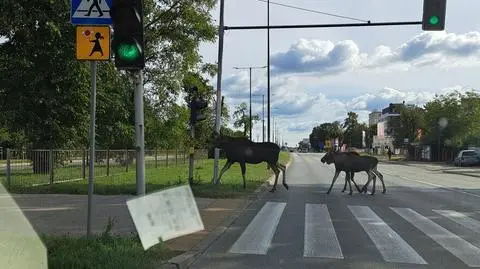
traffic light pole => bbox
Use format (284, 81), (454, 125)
(135, 70), (145, 195)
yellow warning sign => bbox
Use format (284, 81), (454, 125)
(75, 25), (110, 61)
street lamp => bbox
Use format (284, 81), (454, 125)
(233, 65), (267, 140)
(252, 94), (265, 142)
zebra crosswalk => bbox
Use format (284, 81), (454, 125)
(226, 202), (480, 267)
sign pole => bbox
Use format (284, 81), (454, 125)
(135, 70), (146, 195)
(87, 60), (97, 239)
(188, 122), (195, 184)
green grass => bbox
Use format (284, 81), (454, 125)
(2, 159), (179, 187)
(6, 152), (292, 198)
(42, 219), (180, 269)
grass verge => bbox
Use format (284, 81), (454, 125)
(6, 152), (291, 198)
(42, 219), (180, 269)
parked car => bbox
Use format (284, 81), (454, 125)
(454, 150), (480, 166)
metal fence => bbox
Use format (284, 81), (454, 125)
(1, 148), (209, 190)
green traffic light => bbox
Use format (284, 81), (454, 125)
(429, 15), (439, 25)
(117, 43), (140, 61)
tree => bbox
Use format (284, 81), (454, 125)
(0, 0), (218, 172)
(309, 121), (344, 151)
(422, 90), (480, 159)
(343, 112), (359, 147)
(388, 105), (425, 148)
(232, 102), (260, 138)
(364, 123), (377, 151)
(142, 0), (217, 107)
(95, 62), (136, 150)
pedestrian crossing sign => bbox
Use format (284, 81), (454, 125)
(71, 0), (112, 25)
(75, 26), (111, 61)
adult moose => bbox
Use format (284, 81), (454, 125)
(211, 134), (288, 192)
(320, 151), (363, 195)
(321, 150), (386, 195)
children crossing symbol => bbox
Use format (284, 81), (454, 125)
(75, 26), (110, 61)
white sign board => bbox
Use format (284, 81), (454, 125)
(0, 184), (48, 269)
(126, 184), (205, 250)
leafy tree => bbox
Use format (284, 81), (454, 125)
(232, 102), (260, 138)
(364, 123), (377, 150)
(309, 121), (344, 150)
(422, 90), (480, 154)
(343, 112), (359, 147)
(0, 0), (218, 172)
(0, 1), (90, 150)
(142, 0), (217, 106)
(95, 62), (136, 150)
(388, 105), (425, 147)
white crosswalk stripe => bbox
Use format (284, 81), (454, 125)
(227, 202), (480, 267)
(349, 205), (427, 264)
(304, 204), (343, 259)
(229, 202), (286, 255)
(392, 207), (480, 267)
(433, 209), (480, 235)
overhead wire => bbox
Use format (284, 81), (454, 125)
(255, 0), (370, 23)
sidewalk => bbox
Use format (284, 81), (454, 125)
(2, 193), (250, 248)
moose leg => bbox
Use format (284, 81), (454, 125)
(327, 170), (341, 194)
(217, 161), (233, 184)
(361, 172), (373, 193)
(350, 173), (362, 193)
(239, 161), (247, 189)
(361, 172), (376, 193)
(368, 170), (377, 195)
(373, 167), (386, 194)
(277, 163), (288, 190)
(269, 163), (281, 192)
(346, 171), (353, 195)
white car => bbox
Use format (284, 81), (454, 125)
(454, 150), (480, 166)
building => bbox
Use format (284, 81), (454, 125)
(368, 111), (382, 127)
(372, 101), (413, 153)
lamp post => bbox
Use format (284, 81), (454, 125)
(233, 65), (267, 140)
(253, 94), (265, 142)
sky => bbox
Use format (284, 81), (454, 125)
(197, 0), (480, 147)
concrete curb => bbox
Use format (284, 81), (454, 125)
(160, 157), (293, 269)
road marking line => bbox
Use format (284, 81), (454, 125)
(392, 207), (480, 267)
(303, 204), (343, 259)
(349, 206), (427, 264)
(229, 202), (286, 255)
(433, 209), (480, 235)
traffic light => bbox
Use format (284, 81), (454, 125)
(422, 0), (447, 31)
(188, 87), (209, 126)
(110, 0), (145, 70)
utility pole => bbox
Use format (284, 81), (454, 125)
(233, 66), (267, 140)
(267, 0), (271, 142)
(262, 94), (265, 142)
(252, 93), (265, 142)
(213, 0), (225, 185)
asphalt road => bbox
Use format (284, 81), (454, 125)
(190, 152), (480, 269)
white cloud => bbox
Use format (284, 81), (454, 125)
(221, 66), (476, 145)
(270, 31), (480, 76)
(207, 30), (480, 146)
